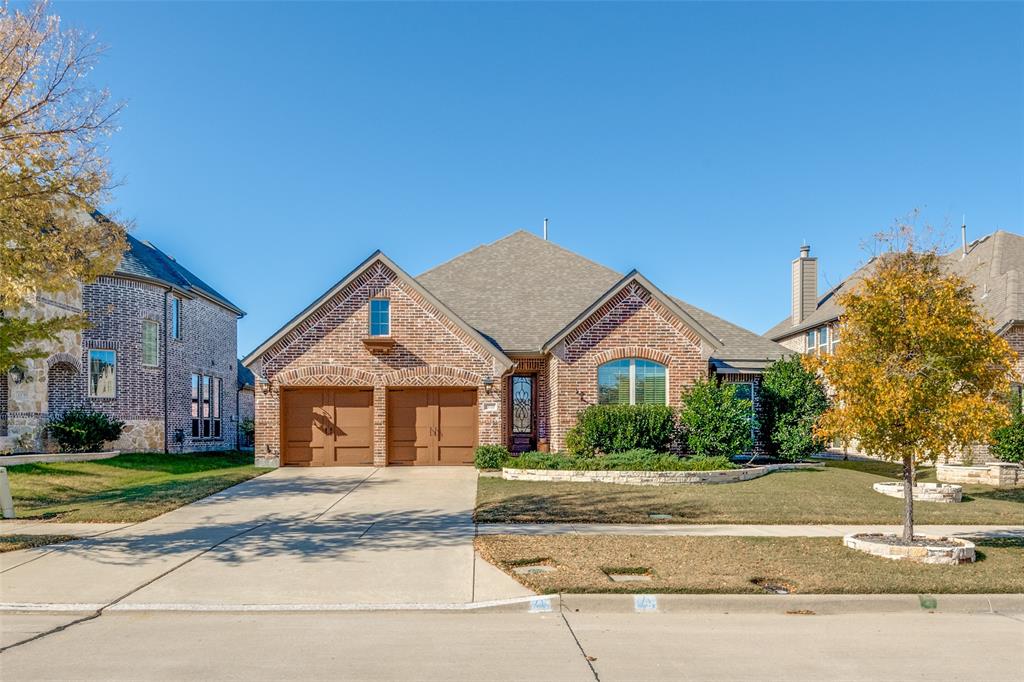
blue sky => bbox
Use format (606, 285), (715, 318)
(52, 1), (1024, 355)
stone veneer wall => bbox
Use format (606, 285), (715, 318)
(547, 282), (707, 452)
(937, 463), (1023, 488)
(253, 261), (505, 467)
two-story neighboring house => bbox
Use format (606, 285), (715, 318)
(0, 235), (246, 453)
(765, 230), (1024, 461)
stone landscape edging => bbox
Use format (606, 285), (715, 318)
(843, 533), (976, 565)
(501, 462), (819, 486)
(0, 450), (120, 466)
(872, 481), (963, 503)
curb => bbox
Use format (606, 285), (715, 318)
(3, 593), (1021, 615)
(559, 593), (1024, 615)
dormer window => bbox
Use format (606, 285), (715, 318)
(369, 298), (390, 337)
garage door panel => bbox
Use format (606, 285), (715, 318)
(282, 388), (373, 467)
(388, 388), (477, 465)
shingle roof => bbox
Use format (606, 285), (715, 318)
(116, 234), (243, 315)
(765, 230), (1024, 341)
(237, 359), (255, 389)
(417, 230), (791, 368)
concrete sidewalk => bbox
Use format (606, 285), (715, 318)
(477, 523), (1024, 537)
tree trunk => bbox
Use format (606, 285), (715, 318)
(902, 455), (914, 543)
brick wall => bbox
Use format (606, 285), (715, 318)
(0, 375), (7, 436)
(253, 261), (504, 466)
(547, 282), (707, 451)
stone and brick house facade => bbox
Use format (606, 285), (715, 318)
(765, 230), (1024, 462)
(244, 231), (790, 467)
(0, 235), (245, 454)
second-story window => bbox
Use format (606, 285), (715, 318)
(369, 298), (390, 336)
(171, 297), (181, 339)
(142, 320), (159, 367)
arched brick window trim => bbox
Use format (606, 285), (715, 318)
(46, 352), (82, 374)
(274, 365), (376, 387)
(592, 347), (674, 367)
(382, 365), (482, 387)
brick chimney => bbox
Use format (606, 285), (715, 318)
(791, 245), (817, 324)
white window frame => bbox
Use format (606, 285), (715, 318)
(88, 349), (117, 398)
(598, 358), (669, 406)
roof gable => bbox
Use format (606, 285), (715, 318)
(242, 251), (513, 372)
(765, 230), (1024, 340)
(542, 271), (721, 352)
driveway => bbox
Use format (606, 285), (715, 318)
(0, 467), (532, 608)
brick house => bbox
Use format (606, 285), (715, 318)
(243, 231), (790, 467)
(765, 229), (1024, 461)
(0, 235), (246, 453)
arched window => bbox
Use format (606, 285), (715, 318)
(597, 359), (667, 405)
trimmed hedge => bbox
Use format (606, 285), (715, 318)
(483, 448), (736, 472)
(564, 404), (678, 456)
(474, 445), (511, 470)
(45, 409), (124, 453)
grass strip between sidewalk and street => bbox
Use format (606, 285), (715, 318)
(4, 451), (268, 523)
(476, 534), (1024, 594)
(476, 461), (1024, 524)
(0, 534), (78, 553)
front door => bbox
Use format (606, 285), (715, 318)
(509, 375), (536, 453)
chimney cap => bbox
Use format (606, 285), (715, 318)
(799, 245), (811, 258)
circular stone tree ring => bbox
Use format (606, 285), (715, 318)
(843, 533), (976, 565)
(872, 481), (963, 503)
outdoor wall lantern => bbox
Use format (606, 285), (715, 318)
(482, 376), (495, 394)
(9, 366), (25, 384)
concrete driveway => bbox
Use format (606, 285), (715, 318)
(0, 467), (532, 608)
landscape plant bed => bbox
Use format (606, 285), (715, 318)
(843, 533), (976, 564)
(5, 451), (267, 523)
(0, 534), (77, 553)
(475, 534), (1024, 594)
(476, 461), (1024, 524)
(502, 462), (817, 486)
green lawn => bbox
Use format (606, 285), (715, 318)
(476, 461), (1024, 524)
(5, 451), (267, 522)
(476, 534), (1024, 594)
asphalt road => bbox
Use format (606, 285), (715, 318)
(2, 607), (1021, 681)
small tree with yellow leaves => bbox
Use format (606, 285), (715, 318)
(809, 226), (1016, 543)
(0, 1), (127, 372)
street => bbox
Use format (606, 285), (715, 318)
(2, 606), (1022, 681)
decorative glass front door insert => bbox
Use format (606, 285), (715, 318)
(510, 375), (535, 452)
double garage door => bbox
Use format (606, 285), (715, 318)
(281, 387), (477, 466)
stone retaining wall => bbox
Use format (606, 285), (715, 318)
(936, 463), (1023, 488)
(501, 462), (818, 486)
(872, 482), (962, 503)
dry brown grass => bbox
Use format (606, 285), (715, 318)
(476, 462), (1024, 524)
(476, 534), (1024, 594)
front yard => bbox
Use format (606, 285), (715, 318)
(476, 534), (1024, 594)
(476, 460), (1024, 524)
(4, 451), (267, 523)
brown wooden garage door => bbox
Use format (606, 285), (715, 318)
(387, 388), (477, 465)
(282, 388), (373, 466)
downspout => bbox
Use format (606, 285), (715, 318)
(163, 287), (170, 454)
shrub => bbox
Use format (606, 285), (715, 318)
(991, 392), (1024, 463)
(474, 445), (511, 469)
(565, 404), (678, 456)
(46, 409), (124, 453)
(678, 378), (752, 457)
(501, 449), (737, 472)
(760, 356), (829, 461)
